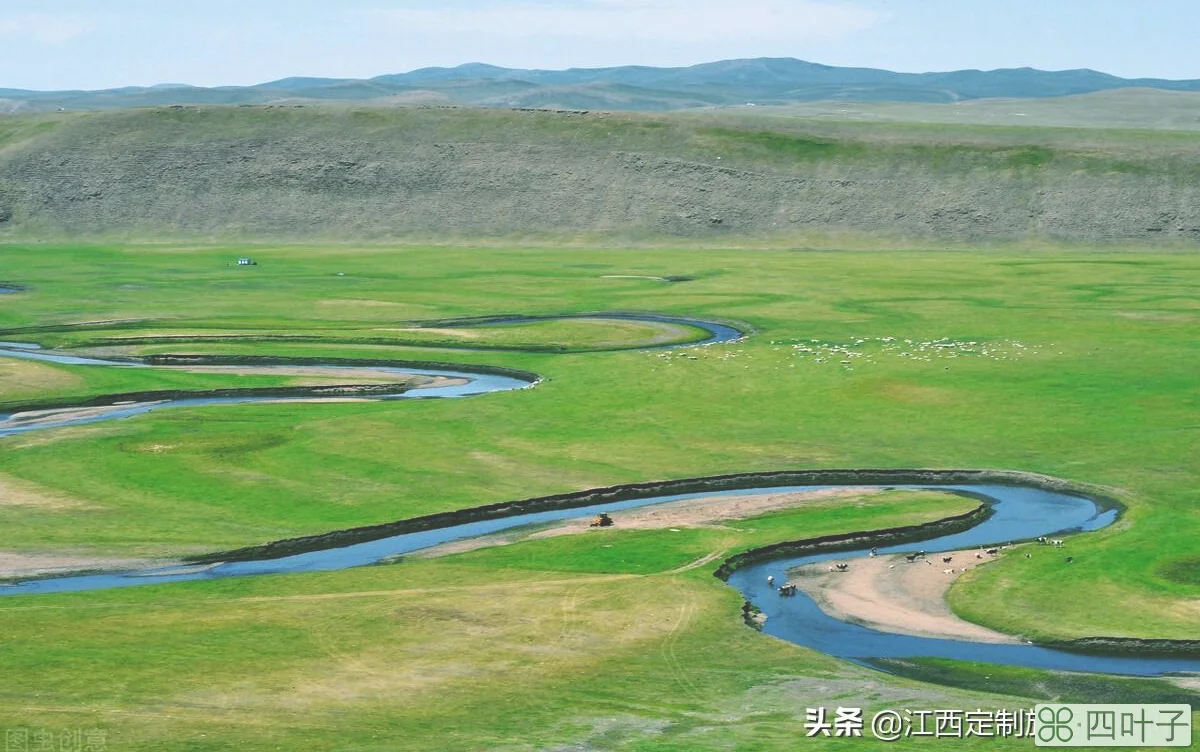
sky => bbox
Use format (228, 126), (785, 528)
(1, 0), (1198, 91)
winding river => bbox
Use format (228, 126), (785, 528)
(0, 313), (1196, 679)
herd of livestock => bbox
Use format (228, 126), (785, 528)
(771, 537), (1072, 597)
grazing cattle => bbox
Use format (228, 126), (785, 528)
(767, 575), (775, 586)
(943, 568), (955, 574)
(942, 556), (953, 564)
(1037, 536), (1048, 544)
(778, 583), (798, 596)
(1065, 556), (1074, 564)
(835, 563), (849, 572)
(985, 548), (999, 555)
(905, 553), (921, 563)
(1051, 539), (1065, 547)
(1024, 552), (1032, 559)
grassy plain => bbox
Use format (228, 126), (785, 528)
(0, 243), (1197, 749)
(4, 104), (1200, 244)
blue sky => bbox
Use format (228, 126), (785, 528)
(1, 1), (1197, 90)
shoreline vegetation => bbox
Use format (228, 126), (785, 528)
(0, 245), (1196, 750)
(184, 468), (1110, 565)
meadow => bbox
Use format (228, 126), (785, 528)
(0, 243), (1196, 750)
(4, 103), (1200, 245)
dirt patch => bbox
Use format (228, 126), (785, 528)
(538, 487), (877, 535)
(0, 551), (167, 579)
(414, 488), (882, 559)
(788, 549), (1021, 644)
(377, 327), (482, 339)
(1115, 311), (1195, 322)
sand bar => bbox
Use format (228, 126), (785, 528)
(788, 549), (1020, 643)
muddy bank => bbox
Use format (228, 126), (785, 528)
(1040, 637), (1200, 658)
(184, 468), (1084, 566)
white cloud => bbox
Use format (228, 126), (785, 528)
(371, 0), (881, 44)
(0, 12), (92, 44)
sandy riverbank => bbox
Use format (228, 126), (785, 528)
(0, 552), (171, 580)
(415, 487), (885, 558)
(788, 550), (1021, 643)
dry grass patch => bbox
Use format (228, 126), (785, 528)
(166, 575), (696, 714)
(877, 382), (960, 405)
(0, 359), (83, 399)
(0, 472), (95, 510)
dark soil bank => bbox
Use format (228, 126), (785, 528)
(185, 468), (1116, 564)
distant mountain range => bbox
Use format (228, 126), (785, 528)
(4, 58), (1200, 113)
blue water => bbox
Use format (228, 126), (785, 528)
(727, 486), (1198, 677)
(1, 481), (1196, 676)
(1, 314), (1195, 678)
(0, 312), (742, 437)
(0, 358), (535, 438)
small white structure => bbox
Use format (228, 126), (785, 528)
(236, 257), (257, 266)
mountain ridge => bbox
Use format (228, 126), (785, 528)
(4, 57), (1200, 113)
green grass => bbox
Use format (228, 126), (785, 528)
(7, 316), (710, 354)
(717, 88), (1200, 134)
(871, 659), (1199, 706)
(0, 243), (1197, 749)
(0, 492), (1070, 752)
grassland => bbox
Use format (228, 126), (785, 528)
(715, 88), (1200, 132)
(0, 243), (1197, 749)
(3, 105), (1200, 243)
